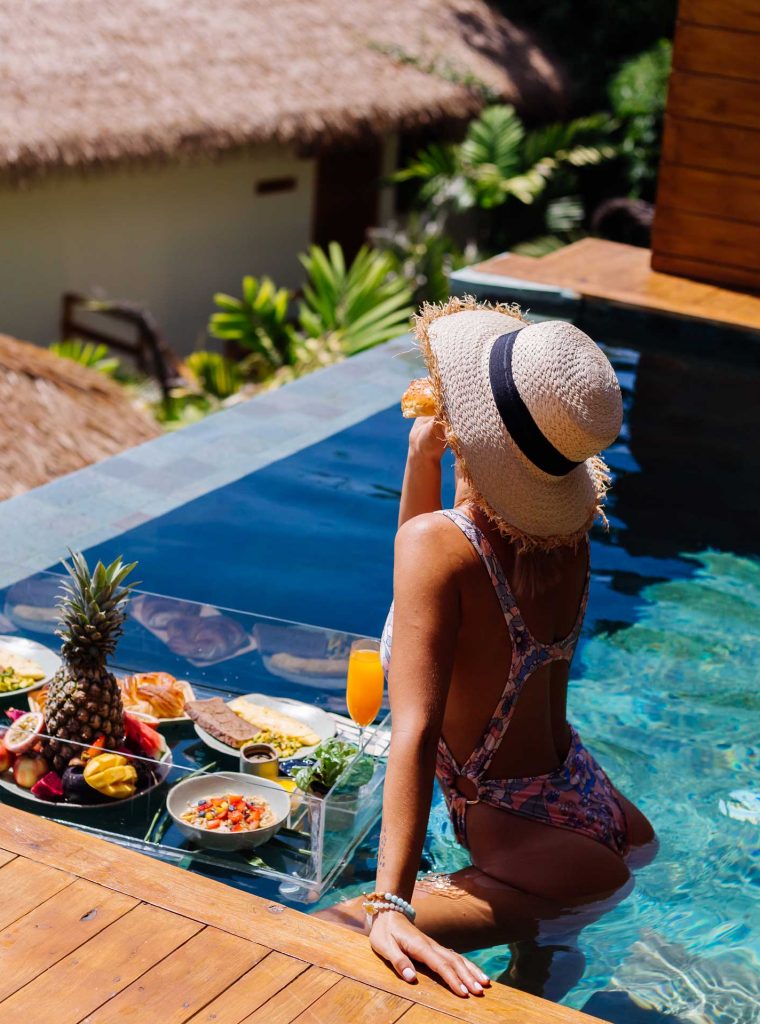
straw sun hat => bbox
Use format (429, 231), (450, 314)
(415, 296), (623, 550)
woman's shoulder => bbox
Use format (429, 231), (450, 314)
(395, 513), (475, 581)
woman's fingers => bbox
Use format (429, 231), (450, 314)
(370, 918), (488, 996)
(464, 956), (491, 987)
(448, 951), (486, 995)
(405, 934), (484, 996)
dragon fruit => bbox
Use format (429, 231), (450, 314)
(31, 770), (65, 801)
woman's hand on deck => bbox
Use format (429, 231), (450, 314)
(369, 911), (489, 997)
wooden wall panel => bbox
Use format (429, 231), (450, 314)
(653, 207), (760, 268)
(652, 0), (760, 292)
(661, 117), (760, 178)
(667, 71), (760, 131)
(679, 0), (760, 32)
(674, 23), (760, 80)
(656, 165), (760, 224)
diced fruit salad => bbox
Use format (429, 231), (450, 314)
(181, 794), (275, 832)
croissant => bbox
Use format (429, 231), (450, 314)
(120, 672), (186, 718)
(401, 377), (437, 418)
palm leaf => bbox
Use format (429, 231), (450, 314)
(461, 105), (524, 179)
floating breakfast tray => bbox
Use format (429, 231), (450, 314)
(0, 580), (390, 903)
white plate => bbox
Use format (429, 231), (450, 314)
(193, 694), (336, 760)
(0, 749), (173, 810)
(0, 635), (61, 698)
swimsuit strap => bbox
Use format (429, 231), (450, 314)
(436, 509), (533, 645)
(436, 509), (589, 783)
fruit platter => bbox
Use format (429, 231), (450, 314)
(0, 552), (394, 900)
(0, 708), (171, 808)
(0, 552), (172, 809)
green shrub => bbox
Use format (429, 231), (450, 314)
(184, 350), (243, 400)
(49, 339), (120, 377)
(298, 243), (414, 355)
(208, 275), (296, 375)
(370, 212), (478, 306)
(395, 104), (617, 252)
(609, 40), (672, 199)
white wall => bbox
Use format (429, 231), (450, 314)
(0, 146), (315, 354)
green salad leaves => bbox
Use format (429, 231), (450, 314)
(294, 738), (374, 794)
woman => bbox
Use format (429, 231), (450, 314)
(322, 298), (655, 998)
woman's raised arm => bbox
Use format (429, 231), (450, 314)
(398, 418), (447, 527)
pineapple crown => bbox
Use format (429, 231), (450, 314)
(56, 551), (138, 666)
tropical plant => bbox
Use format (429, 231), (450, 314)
(370, 211), (479, 306)
(394, 105), (617, 253)
(208, 275), (296, 375)
(298, 243), (415, 355)
(609, 39), (672, 199)
(184, 350), (243, 400)
(396, 105), (617, 213)
(49, 339), (120, 377)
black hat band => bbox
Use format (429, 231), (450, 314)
(488, 330), (582, 478)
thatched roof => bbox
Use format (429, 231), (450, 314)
(0, 0), (564, 181)
(0, 335), (160, 501)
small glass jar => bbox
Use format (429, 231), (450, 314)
(239, 742), (279, 779)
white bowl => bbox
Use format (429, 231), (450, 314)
(166, 771), (290, 851)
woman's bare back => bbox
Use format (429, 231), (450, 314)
(437, 507), (653, 901)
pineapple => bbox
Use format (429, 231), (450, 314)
(42, 552), (137, 772)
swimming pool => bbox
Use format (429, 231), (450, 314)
(52, 337), (760, 1018)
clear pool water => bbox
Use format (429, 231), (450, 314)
(81, 338), (759, 1021)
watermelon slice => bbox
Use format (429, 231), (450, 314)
(123, 711), (165, 759)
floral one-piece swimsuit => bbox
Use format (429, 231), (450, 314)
(380, 508), (629, 857)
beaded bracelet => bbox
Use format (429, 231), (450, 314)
(362, 891), (416, 923)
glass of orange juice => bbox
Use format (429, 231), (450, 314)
(346, 638), (384, 742)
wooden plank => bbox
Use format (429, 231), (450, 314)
(0, 856), (74, 930)
(0, 877), (137, 1000)
(292, 977), (410, 1023)
(652, 206), (760, 276)
(186, 951), (309, 1024)
(674, 23), (760, 81)
(656, 163), (760, 225)
(89, 927), (268, 1024)
(472, 239), (760, 331)
(679, 0), (760, 32)
(661, 116), (760, 179)
(240, 966), (341, 1024)
(668, 70), (760, 131)
(400, 1006), (465, 1023)
(0, 808), (594, 1024)
(0, 903), (202, 1023)
(0, 848), (16, 868)
(651, 250), (760, 292)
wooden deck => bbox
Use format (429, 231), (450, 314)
(0, 805), (597, 1024)
(471, 238), (760, 335)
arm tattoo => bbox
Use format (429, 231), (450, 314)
(377, 825), (388, 869)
